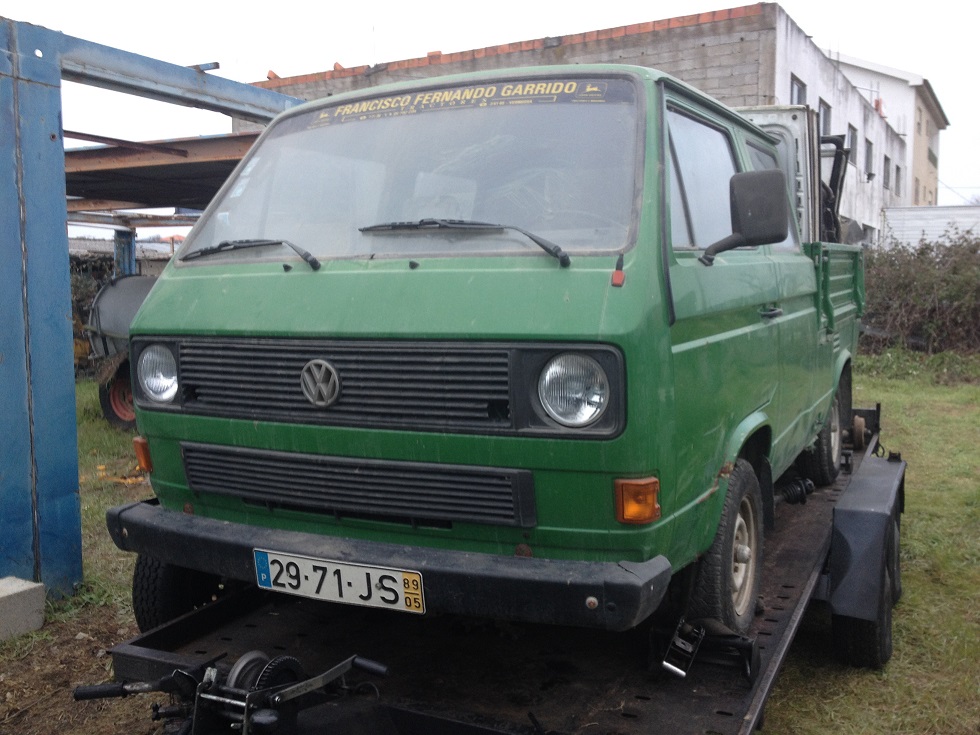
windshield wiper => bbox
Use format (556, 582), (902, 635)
(181, 239), (321, 271)
(359, 218), (571, 268)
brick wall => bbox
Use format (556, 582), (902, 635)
(234, 3), (779, 131)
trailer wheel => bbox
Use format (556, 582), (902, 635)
(798, 392), (842, 487)
(689, 459), (763, 635)
(832, 563), (893, 669)
(132, 554), (226, 632)
(99, 361), (136, 431)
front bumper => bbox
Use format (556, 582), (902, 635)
(107, 500), (672, 631)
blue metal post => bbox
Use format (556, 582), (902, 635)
(0, 16), (299, 598)
(114, 229), (137, 276)
(0, 19), (82, 594)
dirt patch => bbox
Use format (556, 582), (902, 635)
(0, 606), (161, 735)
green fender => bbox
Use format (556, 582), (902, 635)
(715, 409), (775, 530)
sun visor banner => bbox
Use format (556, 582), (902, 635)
(302, 78), (635, 129)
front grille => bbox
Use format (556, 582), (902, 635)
(182, 442), (536, 528)
(179, 339), (512, 432)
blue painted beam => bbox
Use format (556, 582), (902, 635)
(0, 19), (82, 594)
(0, 21), (37, 583)
(13, 18), (301, 124)
(114, 229), (137, 276)
(0, 17), (300, 597)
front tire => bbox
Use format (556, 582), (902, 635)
(689, 459), (764, 635)
(132, 554), (227, 632)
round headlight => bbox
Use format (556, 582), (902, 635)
(537, 354), (610, 427)
(137, 345), (179, 403)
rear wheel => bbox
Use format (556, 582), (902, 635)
(799, 392), (843, 487)
(132, 554), (227, 632)
(689, 459), (763, 635)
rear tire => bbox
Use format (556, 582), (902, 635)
(132, 554), (226, 632)
(799, 391), (843, 487)
(689, 459), (763, 635)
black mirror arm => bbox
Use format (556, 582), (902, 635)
(698, 233), (747, 266)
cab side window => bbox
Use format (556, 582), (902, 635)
(747, 143), (779, 172)
(667, 109), (738, 249)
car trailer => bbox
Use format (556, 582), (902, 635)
(76, 405), (905, 734)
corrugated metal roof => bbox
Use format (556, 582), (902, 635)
(64, 133), (257, 211)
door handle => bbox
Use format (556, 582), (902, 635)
(760, 307), (783, 319)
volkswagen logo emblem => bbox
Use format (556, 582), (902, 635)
(300, 359), (341, 408)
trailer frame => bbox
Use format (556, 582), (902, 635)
(95, 408), (904, 735)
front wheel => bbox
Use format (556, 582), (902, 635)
(132, 554), (228, 632)
(689, 459), (764, 635)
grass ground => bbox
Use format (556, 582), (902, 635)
(765, 350), (980, 734)
(1, 349), (977, 734)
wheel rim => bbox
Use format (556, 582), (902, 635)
(108, 376), (136, 423)
(731, 496), (758, 617)
(829, 397), (842, 467)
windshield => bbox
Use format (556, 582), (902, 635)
(180, 76), (641, 264)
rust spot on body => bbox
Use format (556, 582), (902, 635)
(699, 462), (735, 504)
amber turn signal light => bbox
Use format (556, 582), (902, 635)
(615, 477), (661, 524)
(133, 436), (153, 474)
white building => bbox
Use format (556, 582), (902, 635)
(828, 53), (949, 210)
(882, 205), (980, 247)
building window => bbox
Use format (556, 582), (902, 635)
(818, 99), (832, 135)
(883, 155), (891, 189)
(865, 139), (874, 178)
(895, 166), (902, 197)
(790, 76), (807, 105)
(916, 107), (922, 135)
(847, 125), (858, 166)
(914, 177), (920, 205)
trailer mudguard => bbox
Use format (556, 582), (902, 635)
(819, 451), (906, 621)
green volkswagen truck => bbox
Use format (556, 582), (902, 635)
(108, 65), (863, 636)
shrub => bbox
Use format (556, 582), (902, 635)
(863, 229), (980, 354)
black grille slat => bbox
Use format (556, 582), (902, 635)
(178, 338), (512, 431)
(186, 458), (516, 493)
(182, 443), (535, 527)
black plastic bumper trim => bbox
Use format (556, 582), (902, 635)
(107, 500), (671, 631)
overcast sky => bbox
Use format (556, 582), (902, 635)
(3, 0), (977, 207)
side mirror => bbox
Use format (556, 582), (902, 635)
(699, 169), (789, 266)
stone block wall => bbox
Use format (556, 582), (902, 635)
(235, 3), (780, 130)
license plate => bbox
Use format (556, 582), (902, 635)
(253, 549), (425, 614)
